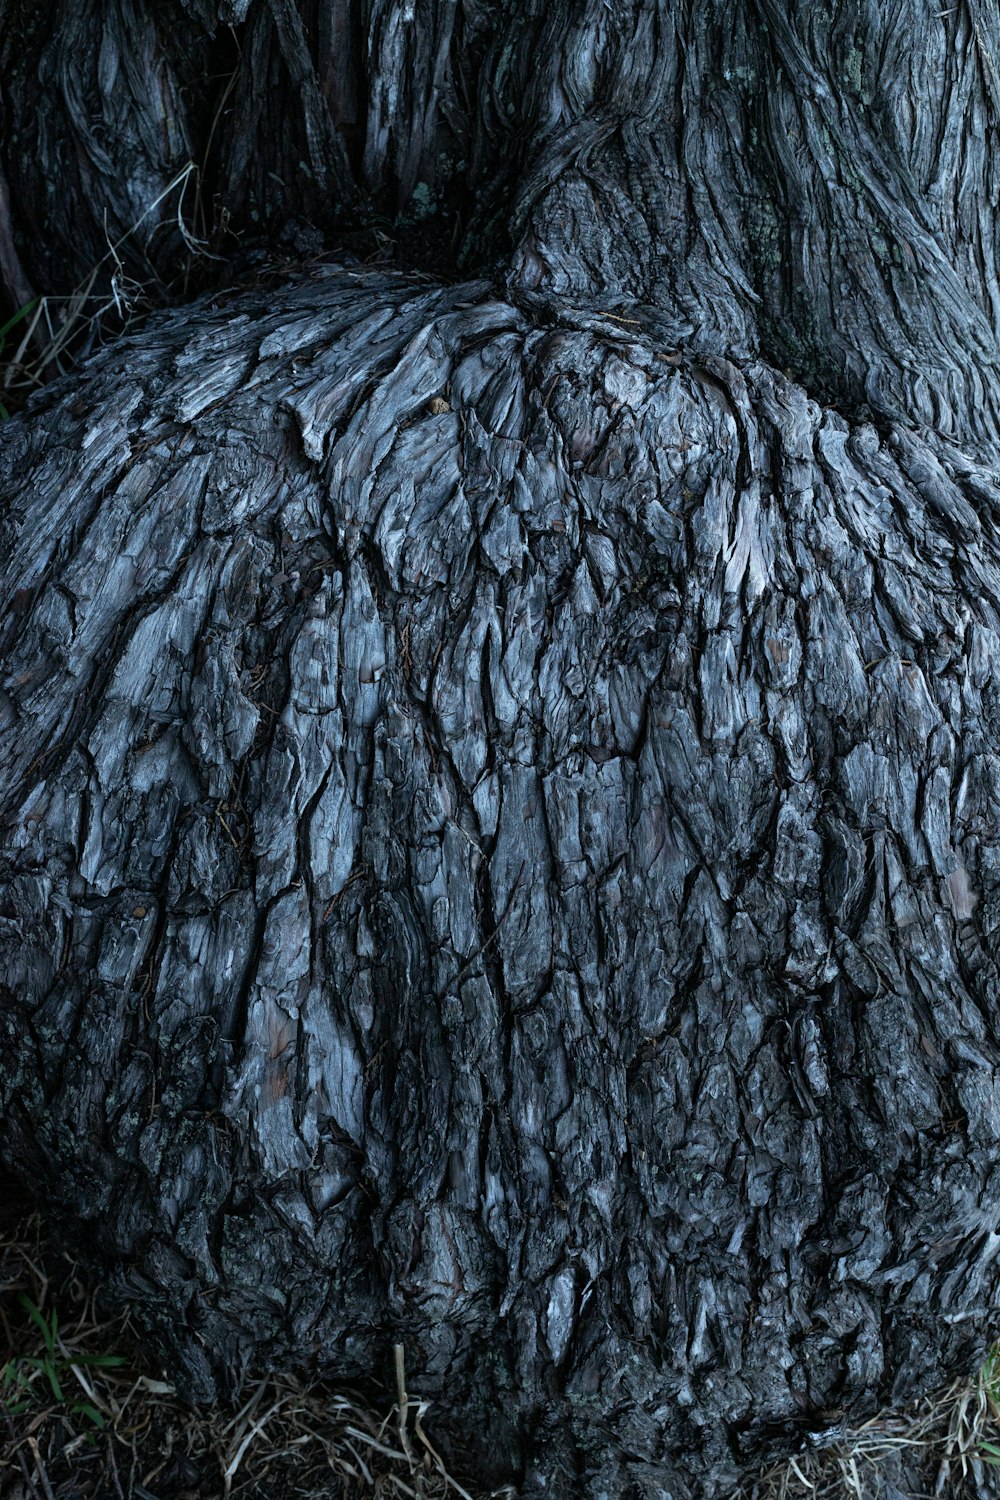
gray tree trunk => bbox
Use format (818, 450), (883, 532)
(3, 4), (1000, 1497)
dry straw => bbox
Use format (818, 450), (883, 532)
(5, 1203), (1000, 1499)
(0, 162), (210, 418)
(740, 1356), (1000, 1499)
(1, 1211), (505, 1500)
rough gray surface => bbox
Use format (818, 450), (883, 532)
(3, 268), (1000, 1496)
(6, 0), (1000, 454)
(3, 2), (1000, 1498)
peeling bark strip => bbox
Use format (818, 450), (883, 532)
(4, 268), (1000, 1495)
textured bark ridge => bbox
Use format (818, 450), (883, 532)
(6, 0), (1000, 450)
(4, 268), (1000, 1495)
(5, 1), (1000, 1497)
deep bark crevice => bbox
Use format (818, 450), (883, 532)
(4, 4), (1000, 1499)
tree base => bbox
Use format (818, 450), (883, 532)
(3, 267), (1000, 1495)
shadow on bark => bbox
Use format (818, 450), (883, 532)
(3, 4), (1000, 1498)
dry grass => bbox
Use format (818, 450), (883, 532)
(0, 162), (213, 419)
(739, 1361), (1000, 1499)
(4, 1197), (1000, 1500)
(0, 1208), (499, 1500)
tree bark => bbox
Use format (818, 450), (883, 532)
(3, 4), (1000, 1498)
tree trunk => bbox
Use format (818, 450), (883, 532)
(3, 4), (1000, 1497)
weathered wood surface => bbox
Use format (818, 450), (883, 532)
(3, 2), (1000, 1497)
(5, 0), (1000, 453)
(4, 267), (1000, 1496)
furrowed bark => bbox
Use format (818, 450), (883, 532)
(3, 3), (1000, 1497)
(4, 268), (1000, 1496)
(4, 1), (1000, 442)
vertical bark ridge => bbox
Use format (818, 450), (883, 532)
(0, 0), (211, 296)
(5, 0), (1000, 455)
(496, 0), (1000, 450)
(4, 270), (1000, 1493)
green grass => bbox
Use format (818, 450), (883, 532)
(745, 1345), (1000, 1499)
(0, 1209), (486, 1499)
(1, 1290), (125, 1429)
(979, 1343), (1000, 1467)
(3, 1200), (1000, 1498)
(0, 295), (39, 418)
